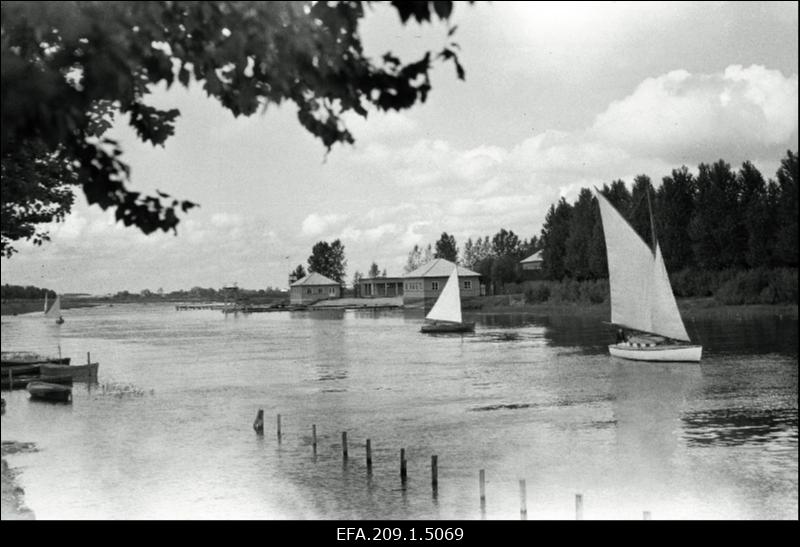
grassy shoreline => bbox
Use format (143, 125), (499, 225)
(468, 295), (798, 320)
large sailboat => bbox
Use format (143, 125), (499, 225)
(420, 266), (475, 333)
(595, 189), (702, 362)
(45, 293), (65, 324)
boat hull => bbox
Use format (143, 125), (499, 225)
(609, 343), (702, 362)
(27, 381), (72, 402)
(420, 321), (475, 333)
(40, 362), (98, 381)
(1, 352), (71, 367)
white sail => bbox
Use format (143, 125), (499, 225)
(425, 267), (462, 323)
(596, 191), (655, 334)
(595, 190), (690, 341)
(651, 244), (690, 341)
(45, 294), (61, 318)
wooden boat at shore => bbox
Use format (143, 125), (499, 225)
(40, 362), (99, 381)
(420, 266), (475, 334)
(2, 351), (71, 368)
(27, 381), (72, 402)
(420, 320), (475, 333)
(2, 373), (72, 389)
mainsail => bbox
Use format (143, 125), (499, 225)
(425, 267), (463, 324)
(45, 294), (61, 318)
(595, 190), (690, 342)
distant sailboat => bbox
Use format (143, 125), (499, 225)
(45, 293), (65, 324)
(595, 188), (702, 362)
(420, 266), (475, 333)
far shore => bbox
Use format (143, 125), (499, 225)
(2, 295), (796, 320)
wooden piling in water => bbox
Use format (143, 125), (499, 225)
(431, 455), (438, 495)
(366, 439), (372, 472)
(575, 493), (583, 520)
(253, 409), (264, 435)
(277, 414), (282, 442)
(479, 469), (486, 514)
(87, 352), (91, 365)
(312, 424), (317, 455)
(519, 479), (527, 520)
(342, 432), (348, 461)
(400, 449), (407, 483)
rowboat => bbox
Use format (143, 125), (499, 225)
(27, 381), (72, 403)
(40, 362), (99, 381)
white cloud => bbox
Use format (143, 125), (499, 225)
(301, 212), (348, 237)
(210, 212), (243, 227)
(590, 64), (798, 162)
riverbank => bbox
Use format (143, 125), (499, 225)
(469, 295), (798, 320)
(1, 441), (36, 520)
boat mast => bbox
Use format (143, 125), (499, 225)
(646, 181), (657, 253)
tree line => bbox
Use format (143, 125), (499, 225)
(1, 284), (56, 300)
(1, 284), (287, 301)
(539, 150), (798, 282)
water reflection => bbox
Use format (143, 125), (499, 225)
(682, 407), (797, 447)
(309, 311), (349, 389)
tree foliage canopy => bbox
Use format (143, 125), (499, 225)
(308, 239), (347, 283)
(1, 1), (466, 257)
(433, 231), (458, 262)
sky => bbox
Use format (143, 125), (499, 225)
(2, 1), (798, 295)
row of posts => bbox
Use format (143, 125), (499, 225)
(255, 410), (652, 520)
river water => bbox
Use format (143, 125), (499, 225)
(1, 304), (797, 520)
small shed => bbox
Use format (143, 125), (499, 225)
(290, 272), (341, 305)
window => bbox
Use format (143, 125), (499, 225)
(329, 287), (336, 295)
(431, 281), (439, 291)
(306, 288), (311, 295)
(318, 288), (323, 294)
(464, 281), (472, 290)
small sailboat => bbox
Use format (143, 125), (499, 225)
(595, 188), (702, 362)
(45, 293), (64, 324)
(420, 266), (475, 333)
